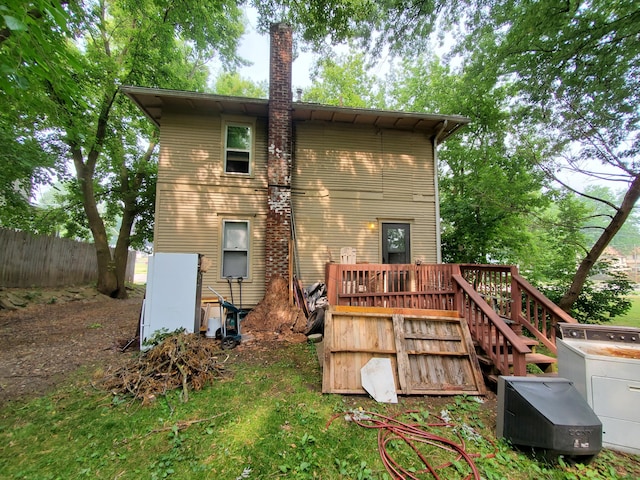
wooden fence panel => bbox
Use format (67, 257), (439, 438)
(322, 306), (485, 396)
(0, 228), (135, 287)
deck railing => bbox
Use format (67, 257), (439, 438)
(325, 262), (579, 375)
(325, 263), (456, 310)
(452, 273), (529, 375)
(459, 264), (578, 354)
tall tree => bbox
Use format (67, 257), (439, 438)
(486, 0), (640, 311)
(389, 56), (549, 264)
(2, 0), (244, 298)
(0, 1), (75, 230)
(212, 71), (268, 98)
(0, 105), (58, 230)
(302, 50), (386, 108)
(338, 0), (640, 312)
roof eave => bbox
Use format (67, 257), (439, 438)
(120, 86), (470, 140)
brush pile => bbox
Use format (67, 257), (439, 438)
(242, 275), (306, 336)
(99, 332), (228, 403)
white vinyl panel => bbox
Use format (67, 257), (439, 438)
(292, 192), (439, 283)
(141, 253), (199, 349)
(294, 123), (383, 193)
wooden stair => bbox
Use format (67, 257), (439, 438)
(475, 334), (558, 385)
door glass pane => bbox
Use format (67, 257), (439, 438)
(382, 223), (410, 265)
(387, 228), (406, 253)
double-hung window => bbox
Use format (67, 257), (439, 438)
(222, 220), (249, 279)
(224, 123), (252, 174)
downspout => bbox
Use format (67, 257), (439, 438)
(433, 120), (448, 264)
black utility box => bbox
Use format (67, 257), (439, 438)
(497, 376), (602, 460)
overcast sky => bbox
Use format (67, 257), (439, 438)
(234, 8), (316, 89)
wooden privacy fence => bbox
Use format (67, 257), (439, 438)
(0, 228), (136, 287)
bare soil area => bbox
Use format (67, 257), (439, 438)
(0, 283), (308, 406)
(0, 285), (145, 405)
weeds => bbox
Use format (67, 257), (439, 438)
(0, 342), (638, 479)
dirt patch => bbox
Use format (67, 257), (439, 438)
(242, 275), (307, 342)
(0, 286), (145, 405)
(0, 283), (480, 410)
(0, 283), (308, 406)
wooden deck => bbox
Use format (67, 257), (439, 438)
(325, 263), (577, 377)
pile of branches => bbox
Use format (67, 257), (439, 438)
(99, 332), (228, 403)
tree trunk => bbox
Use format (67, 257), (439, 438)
(558, 174), (640, 312)
(72, 148), (119, 297)
(112, 171), (141, 300)
(111, 138), (158, 299)
(113, 210), (135, 299)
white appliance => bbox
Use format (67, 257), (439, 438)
(140, 253), (202, 349)
(557, 323), (640, 455)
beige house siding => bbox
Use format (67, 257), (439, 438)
(154, 112), (268, 306)
(292, 122), (438, 284)
(152, 113), (440, 300)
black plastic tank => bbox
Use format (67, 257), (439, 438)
(497, 376), (602, 461)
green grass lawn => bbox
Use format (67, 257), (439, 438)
(611, 295), (640, 328)
(1, 341), (638, 479)
(134, 258), (148, 276)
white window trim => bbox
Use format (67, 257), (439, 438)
(222, 118), (255, 176)
(221, 219), (251, 281)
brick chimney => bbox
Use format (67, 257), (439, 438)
(265, 23), (293, 285)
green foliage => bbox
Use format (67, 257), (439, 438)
(0, 100), (60, 230)
(450, 0), (640, 309)
(1, 0), (245, 295)
(142, 328), (187, 348)
(1, 343), (638, 479)
(520, 191), (590, 285)
(496, 1), (640, 166)
(390, 56), (550, 264)
(212, 71), (268, 98)
(303, 50), (386, 108)
(578, 185), (640, 257)
(0, 0), (82, 100)
(613, 295), (640, 328)
(254, 0), (459, 57)
(541, 262), (633, 324)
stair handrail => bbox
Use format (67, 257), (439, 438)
(511, 270), (578, 354)
(459, 264), (579, 354)
(512, 271), (577, 324)
(453, 273), (530, 376)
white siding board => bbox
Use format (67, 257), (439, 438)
(159, 113), (268, 188)
(294, 123), (383, 193)
(153, 110), (439, 299)
(292, 197), (439, 283)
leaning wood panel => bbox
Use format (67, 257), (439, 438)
(322, 306), (485, 396)
(323, 308), (400, 394)
(401, 315), (484, 394)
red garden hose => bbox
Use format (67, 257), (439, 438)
(326, 409), (497, 480)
